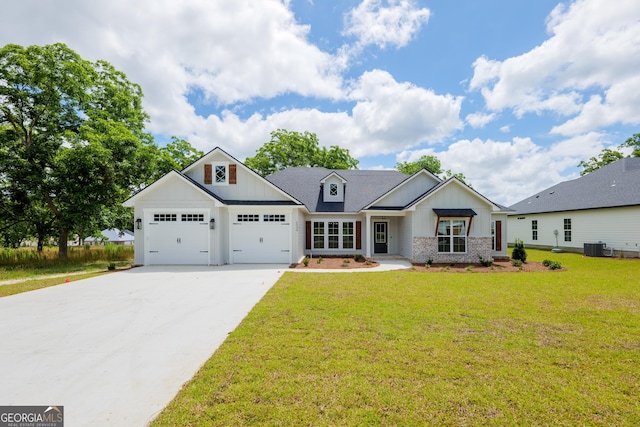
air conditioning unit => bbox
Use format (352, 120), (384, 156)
(584, 242), (605, 257)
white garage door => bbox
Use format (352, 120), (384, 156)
(231, 213), (290, 263)
(146, 212), (209, 265)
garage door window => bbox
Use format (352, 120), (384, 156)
(237, 214), (259, 222)
(182, 214), (204, 222)
(154, 214), (177, 222)
(264, 214), (286, 222)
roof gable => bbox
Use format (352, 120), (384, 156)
(408, 177), (502, 211)
(123, 170), (224, 206)
(125, 147), (303, 207)
(366, 169), (441, 209)
(509, 157), (640, 214)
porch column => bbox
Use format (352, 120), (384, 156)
(365, 212), (372, 259)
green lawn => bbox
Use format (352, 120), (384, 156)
(0, 246), (133, 296)
(154, 249), (640, 426)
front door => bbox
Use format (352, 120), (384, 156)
(374, 222), (388, 254)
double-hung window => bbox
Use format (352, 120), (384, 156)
(328, 222), (339, 248)
(564, 218), (571, 242)
(312, 221), (355, 250)
(313, 222), (325, 249)
(342, 222), (354, 249)
(437, 219), (467, 253)
(532, 220), (538, 241)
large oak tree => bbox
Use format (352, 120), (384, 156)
(0, 43), (155, 257)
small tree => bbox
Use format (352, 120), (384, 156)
(511, 238), (527, 263)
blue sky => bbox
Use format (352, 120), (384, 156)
(1, 0), (639, 205)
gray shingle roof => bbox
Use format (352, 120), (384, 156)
(266, 167), (410, 212)
(509, 157), (640, 215)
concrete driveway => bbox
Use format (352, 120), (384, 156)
(0, 265), (287, 426)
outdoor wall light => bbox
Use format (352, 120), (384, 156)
(135, 218), (142, 230)
(209, 218), (215, 230)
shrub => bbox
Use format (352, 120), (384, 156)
(302, 257), (310, 267)
(511, 239), (527, 263)
(426, 258), (433, 266)
(542, 259), (552, 267)
(353, 254), (363, 262)
(548, 261), (562, 270)
(511, 259), (523, 268)
(107, 262), (116, 271)
(478, 255), (493, 267)
(317, 256), (323, 264)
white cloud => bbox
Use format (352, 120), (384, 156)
(343, 0), (430, 49)
(177, 70), (463, 160)
(0, 0), (345, 137)
(469, 0), (640, 134)
(397, 132), (610, 205)
(465, 112), (496, 128)
(500, 125), (510, 133)
(348, 70), (463, 149)
(0, 0), (459, 160)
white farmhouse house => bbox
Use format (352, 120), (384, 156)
(508, 157), (640, 257)
(124, 147), (510, 265)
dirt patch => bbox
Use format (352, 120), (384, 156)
(291, 256), (379, 269)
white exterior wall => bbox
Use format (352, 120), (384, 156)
(508, 206), (640, 257)
(184, 151), (290, 202)
(397, 213), (413, 259)
(412, 183), (492, 238)
(372, 173), (438, 207)
(130, 177), (219, 265)
(295, 209), (307, 263)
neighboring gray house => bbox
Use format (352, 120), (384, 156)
(85, 229), (135, 246)
(508, 157), (640, 257)
(124, 147), (510, 265)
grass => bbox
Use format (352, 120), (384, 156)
(0, 245), (133, 296)
(151, 249), (640, 426)
(0, 271), (113, 297)
(0, 245), (133, 281)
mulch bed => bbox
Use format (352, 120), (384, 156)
(290, 257), (557, 272)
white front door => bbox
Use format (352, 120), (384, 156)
(146, 212), (209, 265)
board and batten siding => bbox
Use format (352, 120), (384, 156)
(508, 206), (640, 256)
(185, 151), (290, 202)
(412, 183), (493, 237)
(372, 173), (439, 208)
(397, 212), (414, 259)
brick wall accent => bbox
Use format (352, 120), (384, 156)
(412, 237), (493, 264)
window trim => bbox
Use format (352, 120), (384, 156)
(437, 218), (467, 253)
(312, 220), (356, 250)
(563, 218), (572, 242)
(212, 162), (229, 186)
